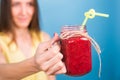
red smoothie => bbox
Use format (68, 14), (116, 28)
(60, 26), (92, 76)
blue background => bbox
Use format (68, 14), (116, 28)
(38, 0), (119, 80)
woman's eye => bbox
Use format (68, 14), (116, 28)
(11, 2), (20, 7)
(28, 2), (34, 6)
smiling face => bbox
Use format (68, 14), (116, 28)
(11, 0), (35, 29)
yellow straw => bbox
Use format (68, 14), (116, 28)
(80, 9), (109, 78)
(81, 9), (109, 30)
(95, 12), (109, 17)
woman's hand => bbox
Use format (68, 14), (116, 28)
(34, 33), (66, 75)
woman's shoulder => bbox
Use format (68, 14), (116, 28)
(0, 32), (6, 37)
(40, 31), (51, 42)
(0, 32), (11, 44)
(0, 32), (11, 54)
(31, 31), (51, 42)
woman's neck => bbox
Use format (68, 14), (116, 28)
(12, 27), (33, 58)
(11, 26), (32, 47)
(13, 27), (30, 37)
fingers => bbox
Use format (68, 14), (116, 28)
(54, 63), (66, 74)
(50, 33), (59, 45)
(46, 61), (66, 75)
(37, 33), (59, 53)
(40, 52), (63, 71)
(37, 49), (66, 75)
(36, 43), (60, 64)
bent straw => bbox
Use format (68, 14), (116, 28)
(81, 9), (109, 30)
(80, 9), (109, 78)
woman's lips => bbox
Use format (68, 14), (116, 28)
(18, 18), (28, 22)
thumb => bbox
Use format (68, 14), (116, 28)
(37, 33), (59, 52)
(50, 33), (59, 45)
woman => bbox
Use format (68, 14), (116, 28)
(0, 0), (66, 80)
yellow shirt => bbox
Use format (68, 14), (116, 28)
(0, 31), (49, 80)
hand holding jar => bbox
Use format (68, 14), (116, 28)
(35, 33), (66, 75)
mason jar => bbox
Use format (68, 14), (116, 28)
(60, 25), (92, 76)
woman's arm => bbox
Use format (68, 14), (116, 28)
(0, 53), (39, 80)
(0, 33), (66, 80)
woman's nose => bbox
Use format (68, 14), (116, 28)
(21, 5), (27, 16)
